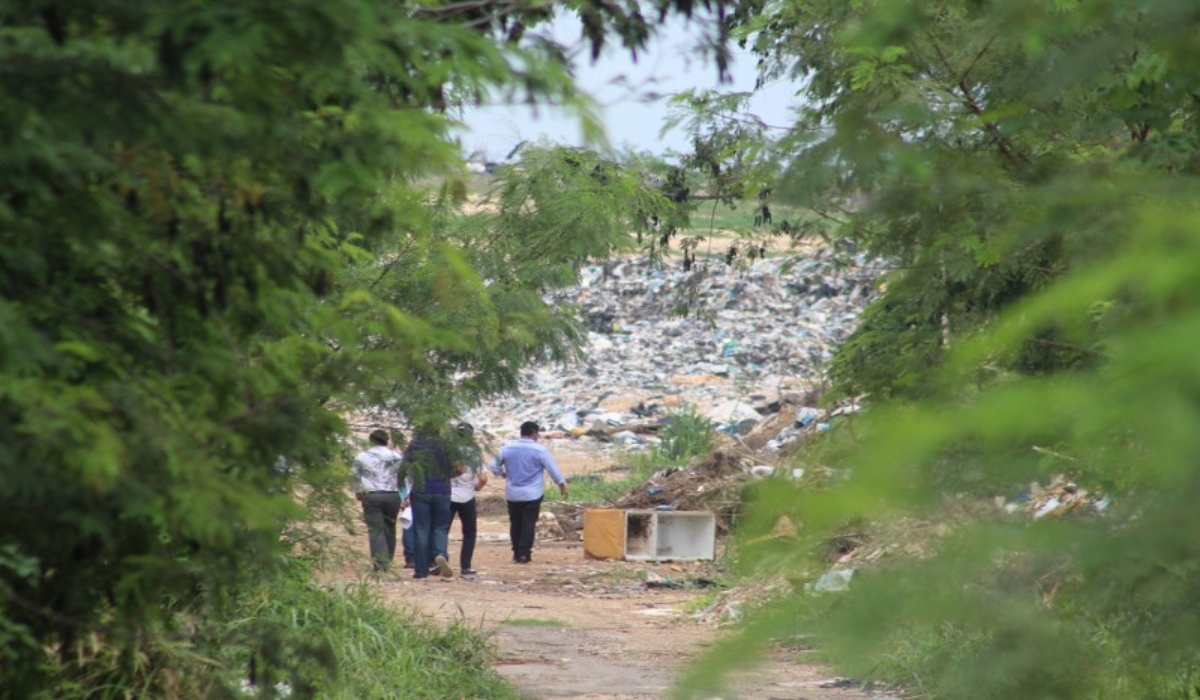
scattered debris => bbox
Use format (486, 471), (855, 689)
(996, 474), (1110, 520)
(809, 568), (856, 593)
(610, 450), (750, 532)
(747, 515), (801, 545)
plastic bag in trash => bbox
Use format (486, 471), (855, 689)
(810, 568), (855, 593)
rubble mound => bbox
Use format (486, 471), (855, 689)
(612, 449), (752, 532)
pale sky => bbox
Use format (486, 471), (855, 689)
(456, 15), (801, 160)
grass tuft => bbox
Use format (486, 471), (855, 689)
(502, 618), (569, 628)
(568, 405), (714, 505)
(212, 560), (519, 699)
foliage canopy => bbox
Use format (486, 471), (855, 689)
(676, 1), (1200, 698)
(0, 0), (732, 694)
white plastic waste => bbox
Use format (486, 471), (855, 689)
(811, 568), (855, 593)
(1033, 497), (1061, 520)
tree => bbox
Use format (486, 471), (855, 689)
(0, 0), (735, 694)
(678, 1), (1200, 698)
(344, 144), (685, 426)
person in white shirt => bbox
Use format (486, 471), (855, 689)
(351, 429), (404, 572)
(449, 423), (488, 575)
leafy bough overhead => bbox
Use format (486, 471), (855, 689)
(674, 1), (1200, 699)
(0, 0), (741, 695)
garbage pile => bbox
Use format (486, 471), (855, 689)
(464, 248), (882, 453)
(610, 449), (749, 531)
(996, 474), (1111, 519)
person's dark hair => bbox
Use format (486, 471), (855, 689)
(519, 421), (540, 437)
(455, 422), (474, 437)
(368, 429), (389, 446)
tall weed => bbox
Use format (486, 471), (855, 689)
(658, 405), (713, 462)
(217, 564), (517, 699)
(568, 405), (713, 505)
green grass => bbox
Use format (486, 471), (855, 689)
(685, 201), (820, 244)
(568, 405), (714, 505)
(214, 562), (519, 699)
(689, 201), (776, 233)
(678, 589), (722, 615)
(502, 618), (568, 628)
(567, 462), (661, 504)
(658, 405), (713, 461)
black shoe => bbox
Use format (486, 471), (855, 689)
(402, 561), (414, 569)
(515, 555), (531, 564)
(461, 568), (478, 576)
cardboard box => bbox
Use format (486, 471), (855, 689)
(582, 509), (626, 560)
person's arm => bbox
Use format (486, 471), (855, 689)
(541, 450), (568, 500)
(351, 454), (367, 500)
(490, 450), (506, 478)
(390, 452), (406, 495)
(395, 455), (409, 495)
(474, 468), (489, 492)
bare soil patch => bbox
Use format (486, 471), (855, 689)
(350, 520), (876, 700)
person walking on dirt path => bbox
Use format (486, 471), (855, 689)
(401, 426), (457, 580)
(351, 429), (404, 573)
(449, 422), (488, 575)
(491, 421), (568, 564)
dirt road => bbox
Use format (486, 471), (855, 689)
(329, 436), (884, 699)
(352, 508), (880, 700)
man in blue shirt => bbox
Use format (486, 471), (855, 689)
(491, 421), (568, 564)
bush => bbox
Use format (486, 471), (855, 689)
(659, 405), (714, 462)
(215, 560), (518, 699)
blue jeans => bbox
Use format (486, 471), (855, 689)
(410, 492), (451, 578)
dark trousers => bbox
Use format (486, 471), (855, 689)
(450, 498), (477, 569)
(507, 497), (542, 562)
(361, 491), (401, 571)
(411, 492), (451, 578)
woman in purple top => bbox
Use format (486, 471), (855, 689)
(401, 428), (456, 579)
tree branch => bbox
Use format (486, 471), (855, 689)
(412, 0), (527, 22)
(927, 34), (1030, 168)
(806, 206), (849, 226)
